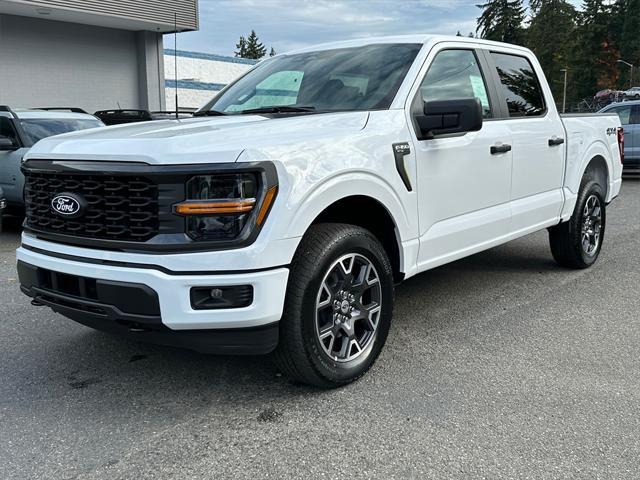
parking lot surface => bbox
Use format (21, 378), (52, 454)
(1, 180), (639, 480)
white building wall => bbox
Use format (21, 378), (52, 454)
(164, 50), (256, 110)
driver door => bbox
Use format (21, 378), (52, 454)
(410, 46), (513, 271)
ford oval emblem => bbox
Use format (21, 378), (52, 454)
(51, 193), (86, 218)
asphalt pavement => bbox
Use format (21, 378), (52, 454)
(1, 179), (639, 480)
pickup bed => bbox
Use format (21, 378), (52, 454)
(17, 35), (623, 387)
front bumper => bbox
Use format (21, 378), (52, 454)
(16, 246), (289, 354)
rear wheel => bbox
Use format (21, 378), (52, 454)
(549, 178), (606, 268)
(274, 223), (394, 387)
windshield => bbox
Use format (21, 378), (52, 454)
(200, 43), (423, 115)
(20, 118), (103, 143)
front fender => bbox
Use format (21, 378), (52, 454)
(283, 171), (414, 241)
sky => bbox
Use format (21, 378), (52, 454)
(173, 0), (494, 57)
(175, 0), (584, 58)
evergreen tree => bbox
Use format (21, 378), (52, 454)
(527, 0), (577, 105)
(270, 47), (276, 57)
(234, 36), (247, 58)
(244, 30), (267, 60)
(619, 0), (640, 88)
(234, 30), (268, 60)
(456, 30), (463, 36)
(571, 0), (620, 101)
(476, 0), (526, 44)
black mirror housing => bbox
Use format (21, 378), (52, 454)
(0, 136), (18, 151)
(416, 98), (483, 139)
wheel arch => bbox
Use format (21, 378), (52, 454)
(310, 195), (404, 283)
(582, 154), (609, 199)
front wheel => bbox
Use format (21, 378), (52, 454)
(549, 178), (606, 268)
(274, 223), (394, 387)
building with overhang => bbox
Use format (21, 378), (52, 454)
(0, 0), (198, 112)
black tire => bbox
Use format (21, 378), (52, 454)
(549, 178), (606, 269)
(274, 223), (394, 388)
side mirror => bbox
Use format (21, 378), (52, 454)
(415, 98), (483, 140)
(0, 136), (18, 151)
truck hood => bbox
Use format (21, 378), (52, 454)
(25, 112), (370, 164)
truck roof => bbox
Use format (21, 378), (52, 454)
(284, 34), (531, 56)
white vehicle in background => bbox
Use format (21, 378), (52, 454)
(17, 35), (623, 387)
(623, 86), (640, 100)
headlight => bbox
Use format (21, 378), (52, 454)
(174, 173), (277, 242)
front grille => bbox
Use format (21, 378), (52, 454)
(24, 171), (159, 241)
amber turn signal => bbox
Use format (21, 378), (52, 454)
(256, 186), (278, 225)
(174, 198), (256, 215)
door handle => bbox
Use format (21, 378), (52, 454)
(548, 137), (565, 146)
(490, 144), (512, 154)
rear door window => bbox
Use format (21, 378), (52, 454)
(490, 52), (546, 117)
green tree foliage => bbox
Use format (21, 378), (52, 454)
(476, 0), (526, 44)
(571, 0), (621, 100)
(527, 0), (577, 103)
(234, 36), (247, 58)
(620, 0), (640, 87)
(475, 0), (633, 106)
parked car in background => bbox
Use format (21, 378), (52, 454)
(0, 106), (104, 215)
(94, 109), (192, 125)
(623, 87), (640, 100)
(0, 185), (6, 231)
(599, 100), (640, 171)
(594, 89), (625, 105)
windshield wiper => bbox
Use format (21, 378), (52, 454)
(192, 110), (228, 116)
(238, 106), (317, 115)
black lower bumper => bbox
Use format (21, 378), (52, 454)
(17, 261), (279, 355)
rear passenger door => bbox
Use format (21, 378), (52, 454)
(484, 50), (566, 233)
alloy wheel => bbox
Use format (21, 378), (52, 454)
(314, 253), (382, 363)
(581, 194), (602, 256)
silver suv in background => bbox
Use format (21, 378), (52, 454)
(623, 87), (640, 100)
(599, 100), (640, 171)
(0, 107), (104, 215)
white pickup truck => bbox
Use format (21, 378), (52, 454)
(17, 35), (623, 387)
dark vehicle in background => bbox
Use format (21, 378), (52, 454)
(94, 109), (192, 125)
(0, 106), (104, 215)
(600, 100), (640, 171)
